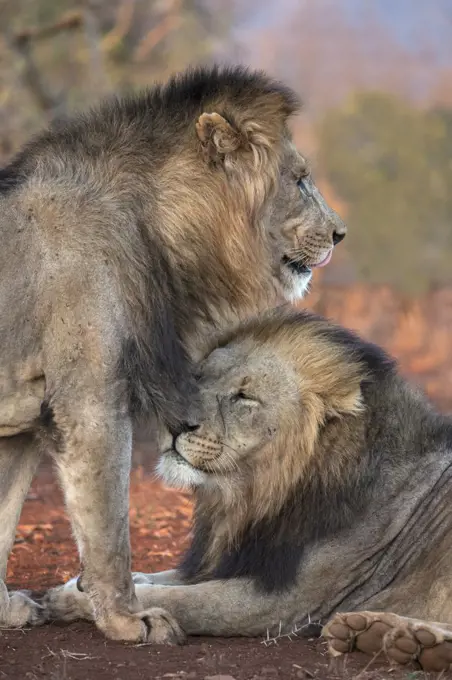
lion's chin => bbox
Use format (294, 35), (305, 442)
(280, 261), (312, 303)
(156, 450), (208, 490)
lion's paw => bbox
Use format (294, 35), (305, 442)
(42, 577), (93, 622)
(0, 588), (45, 628)
(98, 608), (185, 645)
(137, 607), (186, 645)
(43, 579), (185, 645)
(323, 610), (452, 672)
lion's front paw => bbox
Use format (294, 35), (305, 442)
(97, 608), (185, 645)
(0, 590), (45, 628)
(42, 577), (93, 623)
(137, 607), (186, 645)
(43, 578), (185, 645)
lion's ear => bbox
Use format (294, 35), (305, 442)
(326, 384), (364, 419)
(196, 112), (246, 162)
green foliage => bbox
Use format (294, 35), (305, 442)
(317, 91), (452, 293)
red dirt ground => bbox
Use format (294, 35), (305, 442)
(0, 457), (432, 680)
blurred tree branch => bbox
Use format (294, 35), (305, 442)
(134, 0), (182, 62)
(101, 0), (135, 53)
(3, 0), (185, 108)
(0, 0), (230, 159)
(13, 11), (83, 44)
(3, 10), (83, 115)
(80, 0), (110, 96)
(13, 43), (60, 112)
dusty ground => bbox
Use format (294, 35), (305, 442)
(0, 457), (438, 680)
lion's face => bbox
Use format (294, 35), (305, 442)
(157, 311), (366, 492)
(193, 104), (346, 308)
(270, 143), (347, 301)
(157, 338), (301, 489)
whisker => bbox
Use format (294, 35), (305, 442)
(284, 250), (311, 265)
(219, 445), (241, 472)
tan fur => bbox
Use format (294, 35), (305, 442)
(0, 67), (347, 643)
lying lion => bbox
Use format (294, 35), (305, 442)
(45, 308), (452, 671)
(0, 66), (346, 641)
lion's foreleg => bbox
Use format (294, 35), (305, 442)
(0, 434), (44, 626)
(132, 579), (298, 637)
(51, 399), (185, 644)
(44, 577), (294, 636)
(52, 404), (148, 641)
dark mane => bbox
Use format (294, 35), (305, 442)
(215, 307), (397, 384)
(287, 309), (397, 383)
(0, 65), (300, 185)
(0, 161), (25, 195)
(117, 220), (199, 428)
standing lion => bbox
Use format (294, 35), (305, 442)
(0, 66), (346, 642)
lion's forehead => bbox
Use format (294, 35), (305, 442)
(199, 342), (296, 408)
(202, 344), (263, 382)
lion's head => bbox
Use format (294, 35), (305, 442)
(158, 309), (370, 493)
(150, 66), (346, 309)
(158, 308), (396, 589)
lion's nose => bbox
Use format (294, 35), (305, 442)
(181, 422), (200, 433)
(168, 421), (200, 438)
(173, 422), (200, 437)
(333, 230), (345, 246)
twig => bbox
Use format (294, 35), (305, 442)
(60, 649), (97, 660)
(261, 614), (322, 646)
(352, 649), (383, 678)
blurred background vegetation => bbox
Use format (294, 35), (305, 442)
(1, 0), (452, 419)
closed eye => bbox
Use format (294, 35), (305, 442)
(231, 391), (249, 402)
(231, 391), (261, 406)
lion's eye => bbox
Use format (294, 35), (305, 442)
(230, 392), (262, 409)
(231, 391), (249, 403)
(297, 177), (311, 198)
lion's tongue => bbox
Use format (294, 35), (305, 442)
(312, 249), (332, 268)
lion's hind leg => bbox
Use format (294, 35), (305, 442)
(323, 610), (452, 672)
(0, 433), (44, 627)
